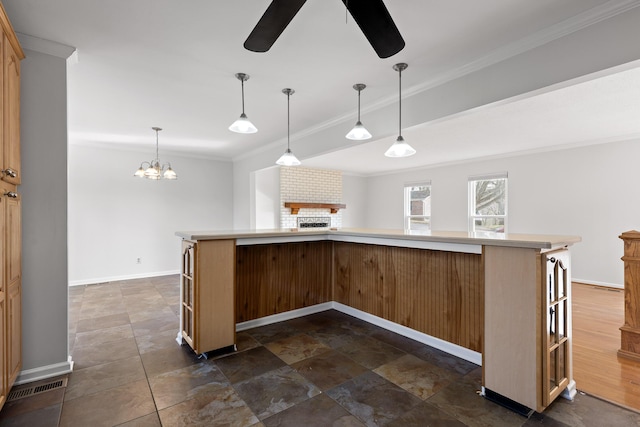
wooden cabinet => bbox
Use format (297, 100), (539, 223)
(0, 3), (23, 412)
(179, 239), (235, 356)
(484, 245), (573, 413)
(2, 31), (20, 185)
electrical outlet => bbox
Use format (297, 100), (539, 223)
(136, 258), (142, 264)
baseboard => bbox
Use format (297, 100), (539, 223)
(15, 356), (74, 385)
(333, 302), (482, 366)
(235, 301), (481, 366)
(236, 303), (334, 331)
(69, 270), (180, 287)
(572, 278), (623, 289)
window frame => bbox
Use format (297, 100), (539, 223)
(403, 181), (432, 231)
(468, 173), (508, 234)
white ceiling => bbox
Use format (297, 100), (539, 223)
(3, 0), (640, 175)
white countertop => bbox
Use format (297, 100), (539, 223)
(175, 228), (581, 250)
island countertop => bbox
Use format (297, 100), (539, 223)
(175, 227), (581, 250)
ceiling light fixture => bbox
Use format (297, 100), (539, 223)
(346, 83), (372, 140)
(276, 88), (301, 166)
(133, 127), (177, 180)
(229, 73), (257, 134)
(385, 63), (416, 158)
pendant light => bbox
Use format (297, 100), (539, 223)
(385, 63), (416, 157)
(229, 73), (258, 134)
(133, 127), (177, 180)
(276, 88), (301, 166)
(346, 83), (372, 140)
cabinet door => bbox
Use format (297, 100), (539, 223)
(5, 192), (20, 385)
(180, 241), (195, 348)
(542, 248), (571, 406)
(2, 33), (20, 185)
(7, 282), (19, 384)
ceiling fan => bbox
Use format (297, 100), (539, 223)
(244, 0), (405, 59)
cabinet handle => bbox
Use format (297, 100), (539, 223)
(548, 257), (556, 263)
(2, 168), (17, 178)
(4, 192), (18, 199)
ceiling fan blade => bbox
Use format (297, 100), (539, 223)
(244, 0), (308, 52)
(341, 0), (405, 58)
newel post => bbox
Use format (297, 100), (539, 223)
(619, 230), (640, 361)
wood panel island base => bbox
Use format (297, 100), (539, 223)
(176, 228), (580, 414)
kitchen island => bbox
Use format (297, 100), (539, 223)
(176, 228), (580, 413)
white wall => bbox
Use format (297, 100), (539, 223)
(364, 139), (640, 287)
(342, 174), (367, 227)
(68, 144), (233, 285)
(253, 166), (280, 229)
(19, 48), (72, 379)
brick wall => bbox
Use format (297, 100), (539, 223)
(280, 166), (343, 228)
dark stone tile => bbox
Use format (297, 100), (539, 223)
(0, 403), (61, 427)
(215, 346), (286, 384)
(426, 367), (525, 427)
(307, 324), (366, 349)
(374, 354), (458, 400)
(326, 370), (422, 426)
(246, 322), (302, 344)
(412, 344), (479, 376)
(0, 388), (65, 419)
(543, 392), (640, 427)
(65, 356), (146, 401)
(262, 393), (364, 427)
(291, 349), (368, 391)
(75, 312), (131, 333)
(140, 342), (201, 377)
(72, 337), (140, 369)
(264, 333), (331, 364)
(114, 412), (162, 426)
(522, 411), (571, 426)
(59, 379), (155, 427)
(157, 386), (259, 426)
(368, 328), (427, 354)
(149, 362), (230, 410)
(234, 366), (321, 420)
(336, 335), (406, 369)
(386, 401), (467, 426)
(130, 313), (179, 337)
(135, 329), (182, 354)
(235, 331), (261, 352)
(74, 324), (134, 347)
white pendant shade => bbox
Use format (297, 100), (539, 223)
(276, 148), (301, 166)
(229, 113), (257, 134)
(346, 121), (372, 140)
(385, 136), (416, 158)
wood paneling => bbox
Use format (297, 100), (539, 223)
(573, 283), (640, 412)
(236, 241), (333, 322)
(333, 242), (483, 352)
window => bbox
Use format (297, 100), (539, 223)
(468, 173), (507, 234)
(404, 182), (431, 231)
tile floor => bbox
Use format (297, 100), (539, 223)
(1, 275), (639, 426)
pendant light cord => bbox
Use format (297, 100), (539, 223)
(398, 67), (402, 138)
(155, 128), (159, 162)
(357, 88), (361, 122)
(241, 79), (246, 115)
(287, 91), (291, 150)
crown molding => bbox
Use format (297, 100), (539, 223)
(16, 32), (75, 59)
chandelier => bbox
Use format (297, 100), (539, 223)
(133, 127), (177, 180)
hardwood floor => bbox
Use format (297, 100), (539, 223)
(572, 283), (640, 412)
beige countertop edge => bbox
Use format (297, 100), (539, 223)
(175, 228), (581, 250)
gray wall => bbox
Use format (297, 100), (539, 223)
(68, 144), (234, 285)
(19, 48), (71, 380)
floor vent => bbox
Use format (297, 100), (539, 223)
(7, 378), (67, 402)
